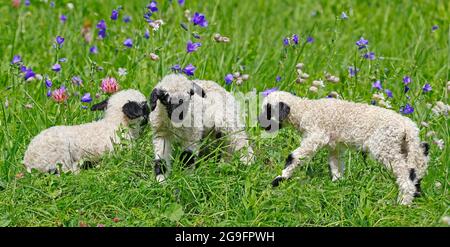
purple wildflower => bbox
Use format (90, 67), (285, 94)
(45, 79), (52, 88)
(403, 76), (411, 84)
(60, 15), (67, 23)
(341, 12), (348, 20)
(186, 40), (201, 53)
(96, 20), (107, 39)
(224, 74), (234, 85)
(24, 68), (35, 80)
(147, 1), (158, 12)
(123, 16), (132, 23)
(348, 66), (359, 77)
(178, 0), (185, 5)
(283, 37), (289, 46)
(96, 20), (107, 29)
(50, 1), (55, 7)
(56, 36), (65, 46)
(372, 80), (382, 90)
(182, 64), (196, 76)
(123, 38), (133, 48)
(292, 34), (299, 45)
(11, 55), (21, 65)
(404, 85), (410, 93)
(307, 36), (314, 43)
(81, 93), (92, 103)
(262, 87), (278, 97)
(356, 37), (368, 49)
(98, 28), (106, 39)
(59, 58), (67, 63)
(111, 9), (119, 20)
(432, 25), (439, 31)
(52, 64), (61, 72)
(385, 89), (393, 98)
(192, 12), (208, 27)
(72, 76), (83, 86)
(47, 90), (52, 97)
(25, 0), (30, 6)
(364, 52), (375, 60)
(422, 83), (432, 92)
(144, 29), (150, 39)
(90, 46), (98, 54)
(400, 104), (414, 115)
(171, 64), (182, 73)
(276, 76), (282, 82)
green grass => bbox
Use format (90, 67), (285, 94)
(0, 0), (449, 226)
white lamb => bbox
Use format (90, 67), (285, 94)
(24, 89), (150, 174)
(258, 91), (429, 205)
(149, 74), (254, 182)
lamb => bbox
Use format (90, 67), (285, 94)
(149, 74), (254, 182)
(24, 89), (150, 174)
(258, 91), (429, 205)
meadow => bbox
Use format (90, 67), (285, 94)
(0, 0), (448, 226)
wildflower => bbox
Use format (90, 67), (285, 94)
(326, 74), (340, 83)
(52, 86), (68, 103)
(96, 20), (106, 30)
(432, 25), (439, 32)
(11, 55), (21, 65)
(296, 77), (305, 84)
(283, 37), (289, 46)
(402, 76), (411, 84)
(372, 80), (382, 90)
(276, 76), (282, 82)
(182, 64), (196, 76)
(46, 90), (51, 97)
(52, 64), (61, 72)
(296, 63), (304, 70)
(309, 86), (318, 93)
(59, 58), (67, 63)
(186, 40), (201, 53)
(56, 36), (65, 47)
(118, 68), (127, 76)
(149, 19), (164, 31)
(50, 1), (55, 7)
(171, 64), (182, 73)
(25, 0), (30, 6)
(328, 91), (339, 98)
(214, 33), (230, 43)
(307, 36), (314, 43)
(72, 76), (83, 85)
(90, 46), (98, 54)
(147, 1), (158, 12)
(67, 3), (74, 10)
(364, 52), (375, 60)
(224, 74), (234, 85)
(45, 79), (52, 88)
(434, 139), (444, 150)
(111, 9), (119, 20)
(292, 34), (299, 45)
(23, 67), (35, 80)
(192, 12), (208, 27)
(404, 85), (410, 93)
(400, 103), (414, 115)
(355, 37), (368, 49)
(12, 0), (20, 8)
(123, 38), (133, 48)
(312, 80), (324, 88)
(262, 87), (278, 97)
(385, 89), (393, 98)
(348, 66), (359, 77)
(341, 12), (348, 19)
(422, 83), (432, 92)
(24, 103), (33, 109)
(60, 15), (67, 23)
(144, 29), (150, 39)
(178, 0), (185, 5)
(123, 16), (132, 23)
(81, 93), (92, 103)
(101, 77), (119, 94)
(96, 20), (107, 39)
(431, 101), (449, 116)
(149, 53), (159, 61)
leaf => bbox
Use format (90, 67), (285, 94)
(164, 203), (184, 222)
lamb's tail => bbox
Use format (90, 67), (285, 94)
(403, 126), (429, 194)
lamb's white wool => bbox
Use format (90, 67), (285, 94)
(24, 89), (149, 174)
(150, 74), (254, 182)
(259, 91), (429, 205)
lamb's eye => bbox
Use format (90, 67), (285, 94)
(179, 99), (183, 104)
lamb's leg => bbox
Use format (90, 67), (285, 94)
(392, 164), (417, 205)
(180, 143), (200, 168)
(329, 146), (344, 181)
(153, 136), (172, 183)
(272, 132), (328, 187)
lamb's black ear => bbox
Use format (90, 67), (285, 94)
(91, 98), (108, 111)
(150, 88), (160, 111)
(190, 83), (206, 98)
(278, 102), (290, 121)
(122, 101), (143, 119)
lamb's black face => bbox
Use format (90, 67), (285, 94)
(122, 101), (150, 126)
(150, 84), (206, 123)
(258, 102), (291, 133)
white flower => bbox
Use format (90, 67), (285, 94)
(4, 98), (9, 108)
(67, 3), (74, 10)
(312, 80), (325, 88)
(296, 63), (304, 70)
(309, 86), (318, 93)
(149, 19), (164, 31)
(149, 53), (159, 61)
(431, 101), (449, 116)
(434, 139), (444, 150)
(118, 68), (127, 77)
(241, 74), (250, 81)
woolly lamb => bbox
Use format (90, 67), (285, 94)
(258, 91), (429, 205)
(150, 74), (254, 182)
(24, 89), (150, 174)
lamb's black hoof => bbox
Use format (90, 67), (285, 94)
(271, 176), (285, 187)
(180, 149), (196, 168)
(154, 159), (167, 175)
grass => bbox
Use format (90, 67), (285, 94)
(0, 0), (449, 226)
